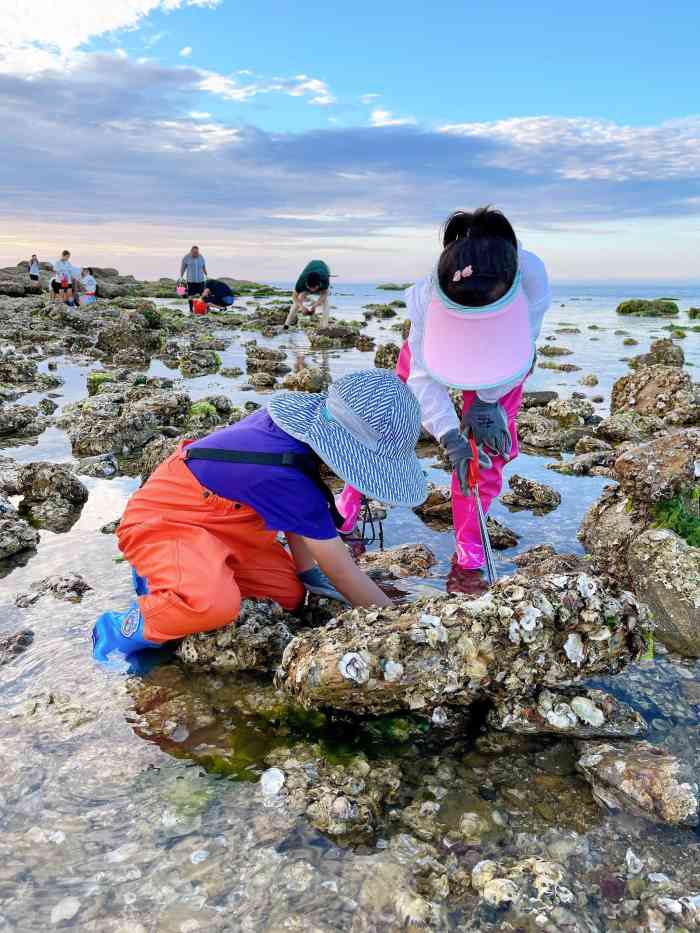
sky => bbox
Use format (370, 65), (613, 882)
(0, 0), (699, 283)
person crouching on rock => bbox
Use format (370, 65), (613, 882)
(79, 267), (97, 305)
(284, 260), (330, 329)
(336, 207), (551, 590)
(92, 369), (427, 662)
(200, 278), (235, 310)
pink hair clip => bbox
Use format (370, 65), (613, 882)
(453, 265), (473, 283)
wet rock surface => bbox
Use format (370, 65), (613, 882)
(501, 473), (562, 511)
(576, 740), (699, 826)
(357, 542), (437, 579)
(0, 629), (34, 666)
(16, 462), (88, 532)
(277, 573), (646, 715)
(15, 572), (92, 607)
(0, 511), (39, 559)
(611, 364), (698, 422)
(629, 337), (685, 370)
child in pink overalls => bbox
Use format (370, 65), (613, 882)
(337, 207), (550, 580)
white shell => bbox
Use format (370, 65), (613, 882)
(338, 652), (370, 684)
(571, 696), (605, 726)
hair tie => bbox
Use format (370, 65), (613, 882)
(452, 265), (473, 283)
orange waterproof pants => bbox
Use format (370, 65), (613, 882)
(116, 444), (305, 642)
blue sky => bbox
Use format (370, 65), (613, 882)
(1, 0), (699, 281)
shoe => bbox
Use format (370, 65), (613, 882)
(92, 603), (162, 662)
(131, 566), (149, 597)
(298, 567), (349, 603)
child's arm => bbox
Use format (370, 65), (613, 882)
(299, 535), (393, 607)
(519, 247), (551, 342)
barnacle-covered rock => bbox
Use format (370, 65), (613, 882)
(578, 486), (646, 584)
(0, 404), (48, 438)
(611, 365), (696, 420)
(501, 474), (561, 512)
(595, 411), (665, 445)
(629, 337), (684, 370)
(373, 342), (401, 370)
(613, 428), (700, 503)
(245, 345), (289, 375)
(547, 448), (616, 477)
(517, 396), (597, 451)
(309, 325), (359, 349)
(471, 856), (572, 913)
(0, 347), (38, 385)
(281, 368), (328, 392)
(513, 545), (588, 577)
(16, 461), (88, 532)
(0, 512), (39, 559)
(95, 311), (161, 355)
(538, 344), (573, 357)
(261, 742), (403, 844)
(488, 687), (647, 738)
(576, 740), (699, 826)
(176, 599), (298, 672)
(248, 372), (276, 389)
(628, 528), (700, 657)
(15, 572), (92, 607)
(178, 348), (221, 377)
(277, 573), (646, 715)
(0, 629), (34, 666)
(358, 543), (437, 580)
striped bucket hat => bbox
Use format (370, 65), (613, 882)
(268, 369), (428, 507)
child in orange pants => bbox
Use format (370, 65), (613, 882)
(93, 370), (427, 663)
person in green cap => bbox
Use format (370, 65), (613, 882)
(284, 259), (330, 329)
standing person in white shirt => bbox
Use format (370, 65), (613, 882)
(51, 250), (77, 304)
(28, 254), (41, 281)
(336, 207), (551, 591)
(179, 245), (208, 311)
(79, 267), (97, 305)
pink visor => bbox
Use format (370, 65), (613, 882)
(422, 271), (534, 391)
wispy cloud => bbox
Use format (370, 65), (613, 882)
(179, 45), (193, 57)
(360, 93), (381, 104)
(370, 108), (417, 127)
(197, 70), (336, 106)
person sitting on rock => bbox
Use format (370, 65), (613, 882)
(200, 278), (235, 309)
(50, 250), (77, 304)
(28, 254), (41, 282)
(78, 267), (97, 305)
(336, 207), (551, 592)
(92, 369), (427, 663)
(180, 245), (208, 311)
(284, 260), (330, 329)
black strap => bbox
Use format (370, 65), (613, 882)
(184, 447), (312, 469)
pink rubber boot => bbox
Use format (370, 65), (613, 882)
(451, 382), (525, 569)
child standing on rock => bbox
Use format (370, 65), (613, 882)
(93, 370), (427, 662)
(336, 208), (550, 588)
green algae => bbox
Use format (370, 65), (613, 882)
(616, 298), (680, 317)
(86, 370), (116, 395)
(651, 488), (700, 547)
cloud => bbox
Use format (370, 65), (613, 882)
(197, 70), (336, 106)
(360, 93), (380, 105)
(179, 46), (193, 57)
(370, 108), (417, 128)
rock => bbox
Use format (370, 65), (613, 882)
(517, 397), (597, 451)
(578, 486), (647, 583)
(578, 374), (599, 386)
(574, 435), (612, 455)
(613, 428), (700, 503)
(0, 347), (38, 385)
(629, 337), (685, 370)
(486, 516), (520, 549)
(628, 529), (700, 657)
(595, 411), (665, 444)
(414, 483), (452, 523)
(246, 346), (288, 375)
(37, 398), (58, 416)
(521, 390), (558, 409)
(616, 298), (680, 317)
(0, 455), (21, 494)
(139, 435), (179, 481)
(281, 368), (328, 392)
(611, 365), (697, 421)
(16, 462), (88, 532)
(179, 349), (221, 377)
(113, 347), (151, 369)
(355, 335), (375, 352)
(95, 311), (160, 354)
(501, 474), (561, 512)
(100, 518), (120, 534)
(547, 448), (616, 477)
(176, 599), (297, 672)
(277, 573), (646, 715)
(576, 740), (699, 826)
(0, 404), (47, 437)
(538, 360), (581, 373)
(15, 572), (92, 607)
(0, 629), (34, 666)
(471, 857), (572, 914)
(357, 543), (437, 580)
(513, 545), (587, 577)
(0, 512), (39, 559)
(488, 687), (647, 738)
(538, 345), (573, 356)
(220, 366), (243, 378)
(247, 372), (275, 389)
(309, 325), (359, 348)
(374, 343), (401, 370)
(75, 453), (118, 478)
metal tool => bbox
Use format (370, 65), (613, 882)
(467, 436), (498, 584)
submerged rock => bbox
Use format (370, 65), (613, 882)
(488, 687), (647, 738)
(501, 474), (561, 512)
(16, 462), (88, 532)
(0, 512), (39, 559)
(471, 856), (572, 915)
(629, 337), (685, 370)
(277, 573), (645, 715)
(358, 543), (437, 580)
(176, 599), (297, 673)
(15, 572), (92, 607)
(0, 629), (34, 666)
(75, 453), (118, 478)
(616, 298), (680, 317)
(576, 740), (699, 826)
(628, 528), (700, 657)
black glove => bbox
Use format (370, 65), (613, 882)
(463, 399), (513, 458)
(440, 429), (492, 494)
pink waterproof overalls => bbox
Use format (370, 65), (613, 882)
(336, 342), (524, 569)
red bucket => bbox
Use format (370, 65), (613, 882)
(192, 299), (208, 315)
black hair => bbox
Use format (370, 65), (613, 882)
(84, 267), (93, 275)
(437, 207), (518, 307)
(306, 271), (322, 290)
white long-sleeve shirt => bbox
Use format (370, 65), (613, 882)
(406, 246), (551, 440)
(52, 259), (76, 283)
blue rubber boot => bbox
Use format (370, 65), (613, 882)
(92, 603), (162, 663)
(298, 567), (349, 604)
(131, 566), (149, 597)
